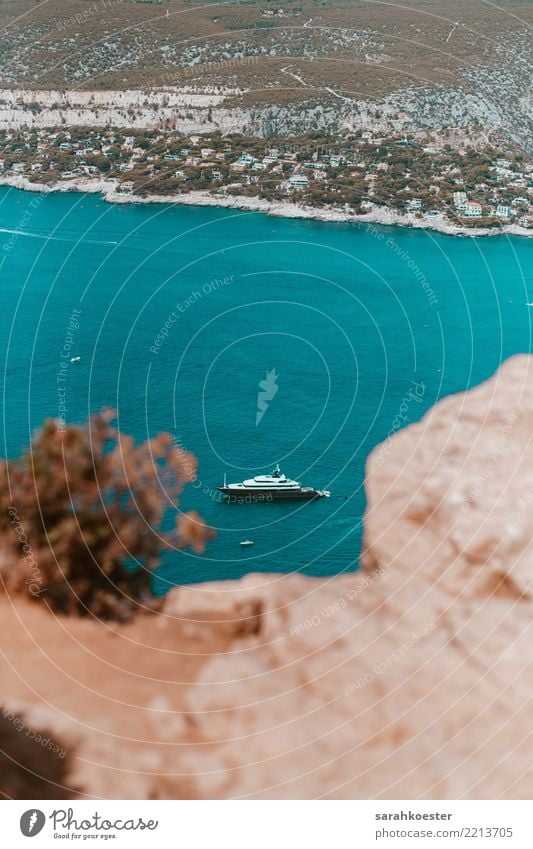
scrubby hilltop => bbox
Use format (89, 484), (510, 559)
(0, 1), (530, 147)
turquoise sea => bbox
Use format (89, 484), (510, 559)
(1, 186), (531, 590)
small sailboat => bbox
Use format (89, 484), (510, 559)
(240, 540), (255, 547)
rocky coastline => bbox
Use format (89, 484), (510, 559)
(0, 174), (530, 239)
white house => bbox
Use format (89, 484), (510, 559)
(288, 174), (309, 190)
(463, 202), (482, 218)
(496, 205), (511, 218)
(495, 165), (513, 180)
(406, 198), (422, 211)
(119, 181), (134, 193)
(453, 191), (467, 208)
(236, 153), (255, 165)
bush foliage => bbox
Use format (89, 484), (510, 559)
(0, 412), (212, 619)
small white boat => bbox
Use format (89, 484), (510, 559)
(70, 356), (81, 363)
(240, 540), (255, 547)
(526, 302), (533, 307)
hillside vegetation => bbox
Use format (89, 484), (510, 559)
(0, 0), (530, 149)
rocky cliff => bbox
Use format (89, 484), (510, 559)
(0, 84), (528, 148)
(2, 355), (533, 799)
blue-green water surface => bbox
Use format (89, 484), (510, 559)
(1, 186), (531, 589)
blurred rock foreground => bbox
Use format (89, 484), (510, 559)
(2, 355), (533, 799)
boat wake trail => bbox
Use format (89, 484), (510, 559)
(0, 227), (117, 246)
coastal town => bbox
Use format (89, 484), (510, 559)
(1, 125), (531, 232)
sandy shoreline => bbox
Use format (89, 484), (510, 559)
(0, 174), (530, 239)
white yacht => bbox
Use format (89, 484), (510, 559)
(218, 465), (330, 501)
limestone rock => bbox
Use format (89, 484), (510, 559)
(2, 356), (533, 798)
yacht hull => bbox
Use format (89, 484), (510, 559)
(217, 487), (323, 501)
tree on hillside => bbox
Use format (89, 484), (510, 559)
(0, 412), (212, 620)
